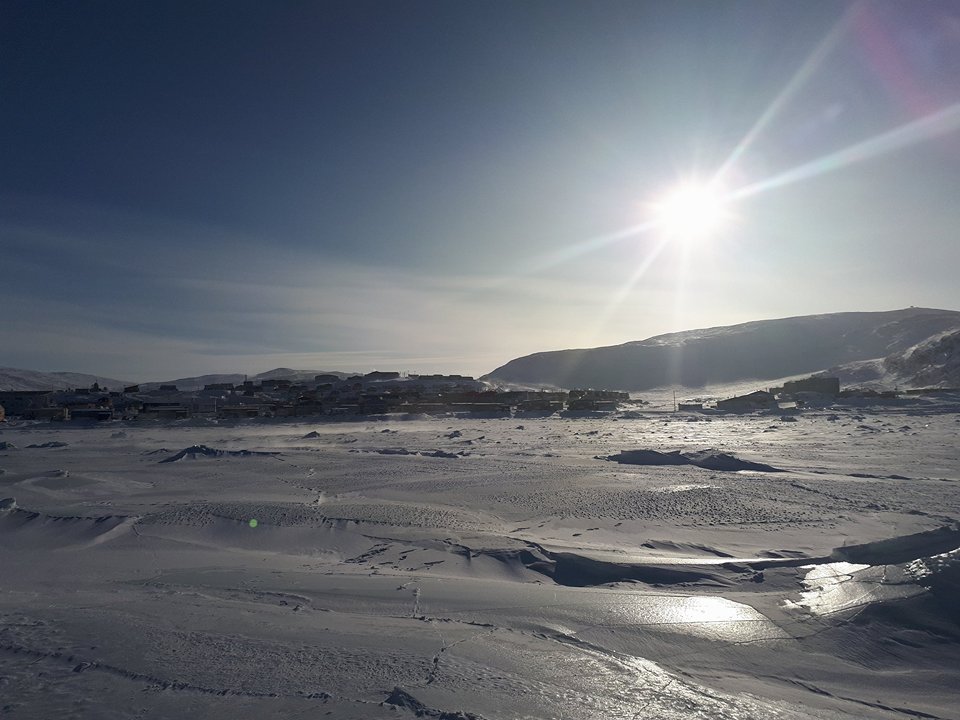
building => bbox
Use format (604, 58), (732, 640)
(202, 383), (235, 392)
(776, 376), (840, 397)
(716, 390), (777, 412)
(364, 371), (401, 381)
(0, 391), (55, 416)
(138, 402), (191, 420)
(220, 405), (266, 419)
(69, 407), (114, 421)
(567, 389), (629, 412)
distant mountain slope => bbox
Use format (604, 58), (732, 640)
(482, 308), (960, 391)
(140, 368), (354, 391)
(253, 368), (353, 383)
(138, 374), (247, 391)
(0, 367), (132, 391)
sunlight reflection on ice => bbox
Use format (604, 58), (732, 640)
(787, 561), (924, 616)
(612, 595), (787, 642)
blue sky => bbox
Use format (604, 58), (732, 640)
(3, 1), (960, 381)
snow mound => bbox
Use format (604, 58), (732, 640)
(600, 448), (782, 472)
(383, 686), (485, 719)
(158, 445), (282, 463)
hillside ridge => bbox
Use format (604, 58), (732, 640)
(482, 307), (960, 391)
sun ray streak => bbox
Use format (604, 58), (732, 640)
(715, 8), (853, 183)
(585, 233), (673, 346)
(732, 102), (960, 200)
(526, 221), (657, 275)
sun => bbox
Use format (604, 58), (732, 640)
(652, 180), (730, 242)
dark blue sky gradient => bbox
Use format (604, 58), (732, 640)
(3, 1), (960, 378)
(4, 2), (846, 255)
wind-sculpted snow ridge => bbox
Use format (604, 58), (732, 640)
(600, 448), (782, 472)
(157, 445), (282, 463)
(829, 523), (960, 565)
(0, 499), (136, 549)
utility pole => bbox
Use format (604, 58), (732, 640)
(673, 390), (677, 412)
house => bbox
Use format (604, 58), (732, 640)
(22, 407), (70, 421)
(716, 390), (777, 412)
(202, 383), (235, 392)
(138, 402), (190, 420)
(776, 377), (840, 397)
(567, 389), (629, 412)
(0, 391), (55, 416)
(69, 407), (114, 421)
(219, 405), (266, 419)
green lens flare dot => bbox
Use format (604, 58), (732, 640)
(248, 518), (258, 528)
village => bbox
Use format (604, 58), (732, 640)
(0, 371), (633, 421)
(0, 371), (902, 423)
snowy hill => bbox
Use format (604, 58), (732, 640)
(0, 367), (132, 391)
(482, 308), (960, 391)
(825, 327), (960, 389)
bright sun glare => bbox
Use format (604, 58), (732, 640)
(652, 181), (730, 242)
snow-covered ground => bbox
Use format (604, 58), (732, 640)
(2, 401), (959, 719)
